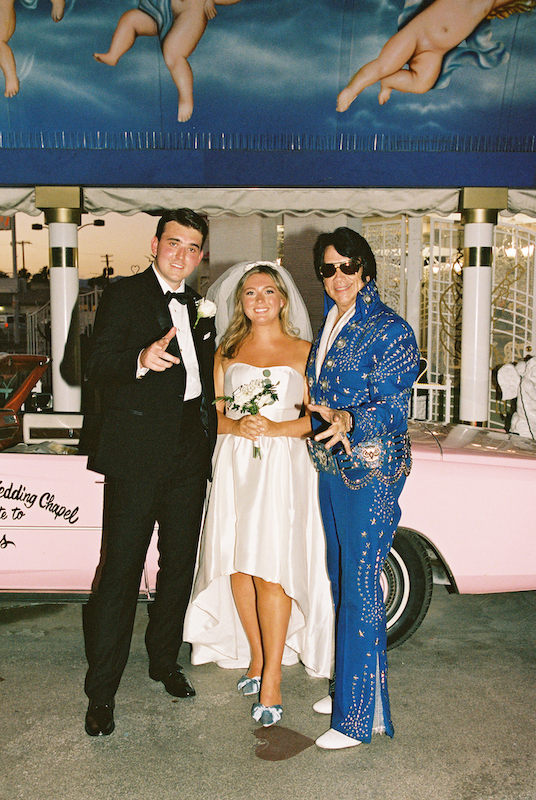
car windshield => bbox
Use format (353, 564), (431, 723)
(0, 355), (49, 411)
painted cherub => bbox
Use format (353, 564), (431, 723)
(94, 0), (243, 123)
(0, 0), (65, 97)
(337, 0), (535, 112)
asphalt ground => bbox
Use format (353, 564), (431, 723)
(1, 586), (535, 800)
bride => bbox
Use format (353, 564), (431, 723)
(184, 262), (334, 727)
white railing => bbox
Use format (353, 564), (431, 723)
(26, 287), (102, 357)
(408, 358), (452, 423)
(26, 300), (50, 356)
(78, 287), (102, 339)
(410, 377), (452, 423)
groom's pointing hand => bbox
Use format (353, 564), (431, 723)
(140, 327), (181, 372)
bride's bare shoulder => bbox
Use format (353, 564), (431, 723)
(284, 337), (312, 373)
(293, 337), (313, 358)
(214, 345), (231, 372)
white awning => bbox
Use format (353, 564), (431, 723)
(1, 186), (535, 218)
(0, 188), (40, 216)
(83, 187), (461, 218)
(506, 190), (536, 218)
(0, 186), (460, 218)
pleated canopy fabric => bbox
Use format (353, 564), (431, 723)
(1, 187), (536, 219)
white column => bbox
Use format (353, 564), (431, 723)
(459, 219), (494, 423)
(458, 189), (507, 424)
(48, 220), (81, 411)
(406, 217), (422, 342)
(36, 188), (83, 413)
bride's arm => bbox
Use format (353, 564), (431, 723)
(258, 414), (312, 438)
(257, 375), (312, 439)
(258, 342), (313, 438)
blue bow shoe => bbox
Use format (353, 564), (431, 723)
(251, 702), (283, 727)
(237, 675), (261, 696)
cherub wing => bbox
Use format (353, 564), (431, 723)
(487, 0), (536, 20)
(497, 363), (521, 400)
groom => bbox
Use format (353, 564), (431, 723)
(82, 208), (217, 736)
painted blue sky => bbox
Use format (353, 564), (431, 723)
(0, 0), (534, 140)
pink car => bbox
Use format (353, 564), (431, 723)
(1, 356), (535, 648)
(0, 355), (49, 450)
(386, 421), (536, 647)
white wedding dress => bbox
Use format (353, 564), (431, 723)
(183, 363), (334, 678)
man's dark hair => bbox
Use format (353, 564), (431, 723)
(313, 227), (377, 282)
(155, 209), (209, 249)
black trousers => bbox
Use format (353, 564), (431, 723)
(84, 401), (210, 702)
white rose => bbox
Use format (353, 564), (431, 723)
(232, 379), (263, 407)
(194, 298), (217, 327)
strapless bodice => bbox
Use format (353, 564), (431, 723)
(223, 363), (304, 423)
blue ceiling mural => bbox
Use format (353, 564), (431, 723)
(0, 0), (534, 187)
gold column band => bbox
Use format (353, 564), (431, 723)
(50, 247), (78, 268)
(463, 247), (492, 268)
(461, 208), (499, 225)
(42, 208), (82, 225)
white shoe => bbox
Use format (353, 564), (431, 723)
(316, 729), (362, 750)
(312, 695), (332, 715)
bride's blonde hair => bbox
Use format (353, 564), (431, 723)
(220, 265), (299, 359)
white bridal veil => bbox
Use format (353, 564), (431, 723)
(206, 261), (313, 345)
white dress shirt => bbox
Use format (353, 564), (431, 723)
(137, 267), (202, 400)
(315, 303), (355, 379)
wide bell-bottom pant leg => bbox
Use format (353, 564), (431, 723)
(319, 471), (406, 743)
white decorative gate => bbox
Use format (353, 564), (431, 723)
(363, 219), (406, 316)
(425, 219), (535, 427)
(364, 216), (535, 426)
(490, 223), (535, 428)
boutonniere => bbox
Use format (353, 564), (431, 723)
(194, 297), (217, 328)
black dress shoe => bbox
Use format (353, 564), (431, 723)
(149, 665), (196, 698)
(85, 700), (115, 736)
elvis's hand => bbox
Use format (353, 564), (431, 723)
(307, 404), (353, 455)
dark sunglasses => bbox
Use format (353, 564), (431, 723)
(319, 258), (363, 279)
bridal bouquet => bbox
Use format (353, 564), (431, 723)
(216, 372), (279, 458)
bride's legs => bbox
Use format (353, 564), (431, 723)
(230, 572), (264, 677)
(253, 576), (292, 707)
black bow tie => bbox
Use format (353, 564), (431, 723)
(165, 291), (189, 305)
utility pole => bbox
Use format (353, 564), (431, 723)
(10, 217), (20, 346)
(101, 254), (114, 282)
(17, 240), (32, 273)
(15, 240), (32, 349)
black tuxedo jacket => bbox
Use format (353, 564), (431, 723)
(83, 266), (217, 480)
